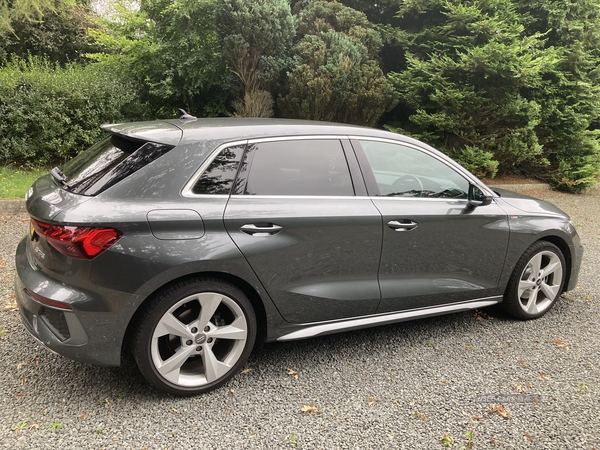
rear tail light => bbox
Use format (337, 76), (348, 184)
(31, 219), (122, 260)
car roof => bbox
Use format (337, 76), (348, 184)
(101, 117), (425, 148)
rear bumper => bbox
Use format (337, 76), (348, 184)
(14, 236), (143, 366)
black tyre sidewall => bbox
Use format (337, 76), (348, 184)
(503, 241), (566, 320)
(132, 278), (257, 396)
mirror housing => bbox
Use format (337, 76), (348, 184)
(468, 184), (493, 207)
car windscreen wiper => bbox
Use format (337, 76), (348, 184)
(51, 167), (70, 188)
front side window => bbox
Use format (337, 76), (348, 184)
(358, 140), (469, 199)
(241, 140), (354, 196)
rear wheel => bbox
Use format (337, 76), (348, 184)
(502, 241), (566, 320)
(132, 278), (256, 395)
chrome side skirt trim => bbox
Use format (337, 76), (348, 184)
(277, 297), (502, 341)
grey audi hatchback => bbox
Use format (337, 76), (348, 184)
(15, 117), (583, 395)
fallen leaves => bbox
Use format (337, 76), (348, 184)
(300, 402), (322, 415)
(365, 396), (380, 406)
(553, 339), (569, 351)
(414, 411), (428, 421)
(474, 310), (493, 321)
(4, 300), (18, 312)
(287, 368), (298, 380)
(240, 368), (252, 375)
(488, 404), (510, 419)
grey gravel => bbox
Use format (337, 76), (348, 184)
(1, 188), (599, 450)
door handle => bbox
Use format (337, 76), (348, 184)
(387, 220), (418, 231)
(240, 223), (283, 236)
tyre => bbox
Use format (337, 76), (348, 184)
(502, 241), (566, 320)
(131, 278), (256, 395)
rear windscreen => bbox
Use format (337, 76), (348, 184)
(60, 135), (174, 196)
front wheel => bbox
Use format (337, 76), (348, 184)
(502, 241), (566, 320)
(131, 278), (256, 395)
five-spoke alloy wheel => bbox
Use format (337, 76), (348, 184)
(503, 241), (566, 320)
(132, 278), (256, 395)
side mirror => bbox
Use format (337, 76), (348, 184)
(468, 184), (493, 207)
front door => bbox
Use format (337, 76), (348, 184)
(352, 139), (510, 313)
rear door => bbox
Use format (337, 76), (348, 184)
(224, 137), (382, 324)
(351, 138), (510, 313)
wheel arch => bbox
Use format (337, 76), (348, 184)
(536, 234), (572, 293)
(121, 271), (268, 364)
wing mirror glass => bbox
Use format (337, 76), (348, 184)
(468, 184), (492, 207)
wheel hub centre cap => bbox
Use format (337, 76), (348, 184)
(536, 278), (542, 287)
(195, 334), (207, 345)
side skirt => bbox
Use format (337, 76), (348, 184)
(277, 297), (502, 341)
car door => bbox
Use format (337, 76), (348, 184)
(224, 137), (382, 324)
(351, 138), (510, 313)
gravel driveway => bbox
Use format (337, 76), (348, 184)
(1, 188), (598, 449)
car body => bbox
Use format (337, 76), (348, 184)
(14, 118), (583, 395)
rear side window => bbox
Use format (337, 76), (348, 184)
(60, 135), (174, 196)
(241, 140), (354, 196)
(191, 145), (245, 195)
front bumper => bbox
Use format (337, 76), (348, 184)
(566, 237), (584, 292)
(14, 236), (143, 366)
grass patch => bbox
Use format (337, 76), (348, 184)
(0, 167), (47, 199)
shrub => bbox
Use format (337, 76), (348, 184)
(232, 90), (274, 118)
(281, 1), (397, 126)
(448, 145), (499, 179)
(0, 58), (149, 167)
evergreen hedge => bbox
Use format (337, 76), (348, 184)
(0, 58), (149, 167)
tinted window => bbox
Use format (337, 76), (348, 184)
(61, 135), (173, 196)
(359, 140), (469, 198)
(192, 146), (244, 195)
(242, 140), (354, 196)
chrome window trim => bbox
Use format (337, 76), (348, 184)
(181, 140), (247, 198)
(246, 135), (348, 144)
(182, 134), (495, 199)
(348, 135), (497, 197)
(229, 195), (472, 202)
(231, 195), (369, 200)
(369, 196), (473, 203)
